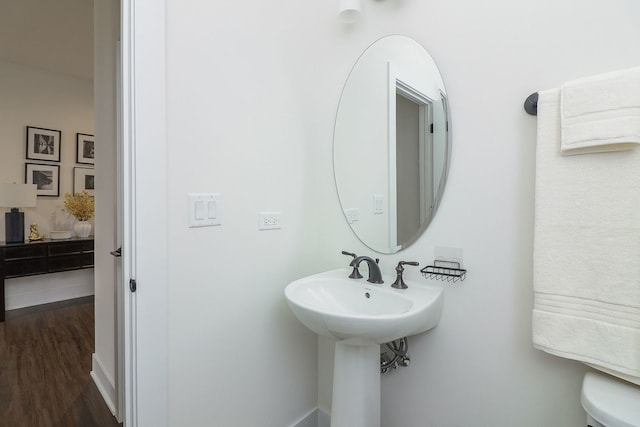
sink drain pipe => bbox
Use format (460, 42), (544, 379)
(380, 337), (410, 373)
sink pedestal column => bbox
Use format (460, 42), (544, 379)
(331, 342), (380, 427)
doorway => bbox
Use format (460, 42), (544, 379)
(0, 0), (126, 423)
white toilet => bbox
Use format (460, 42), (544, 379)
(581, 371), (640, 426)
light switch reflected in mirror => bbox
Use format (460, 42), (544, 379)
(333, 35), (451, 254)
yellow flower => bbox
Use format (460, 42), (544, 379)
(64, 191), (95, 221)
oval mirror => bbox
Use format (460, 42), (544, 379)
(333, 35), (451, 254)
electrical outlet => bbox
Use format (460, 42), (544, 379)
(259, 212), (281, 230)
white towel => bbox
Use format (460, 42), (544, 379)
(533, 88), (640, 385)
(560, 66), (640, 155)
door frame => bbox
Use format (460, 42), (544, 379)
(119, 1), (169, 425)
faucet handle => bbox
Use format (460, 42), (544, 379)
(399, 261), (419, 267)
(341, 250), (363, 279)
(391, 261), (419, 289)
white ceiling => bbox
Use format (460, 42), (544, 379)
(0, 0), (93, 80)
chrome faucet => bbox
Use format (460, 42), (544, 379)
(350, 256), (384, 284)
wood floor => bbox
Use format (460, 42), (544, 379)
(0, 296), (122, 427)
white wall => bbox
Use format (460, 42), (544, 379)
(0, 59), (95, 309)
(165, 3), (320, 425)
(161, 0), (640, 426)
(317, 1), (640, 426)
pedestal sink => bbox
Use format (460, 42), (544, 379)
(285, 268), (444, 427)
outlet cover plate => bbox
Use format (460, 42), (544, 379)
(259, 212), (281, 230)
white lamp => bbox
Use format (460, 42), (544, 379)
(339, 0), (361, 23)
(0, 183), (37, 244)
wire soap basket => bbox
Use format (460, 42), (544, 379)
(420, 260), (467, 283)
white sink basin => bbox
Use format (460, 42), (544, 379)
(285, 268), (444, 427)
(285, 268), (443, 344)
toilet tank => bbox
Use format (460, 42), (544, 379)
(581, 372), (640, 427)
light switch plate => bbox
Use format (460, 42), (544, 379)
(373, 195), (384, 214)
(188, 193), (222, 227)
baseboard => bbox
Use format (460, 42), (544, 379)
(90, 353), (117, 416)
(318, 409), (330, 427)
(291, 408), (331, 427)
(5, 269), (94, 310)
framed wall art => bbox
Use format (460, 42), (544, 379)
(73, 167), (95, 196)
(76, 133), (95, 164)
(25, 163), (60, 197)
(26, 126), (61, 162)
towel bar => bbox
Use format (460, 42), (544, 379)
(524, 92), (538, 115)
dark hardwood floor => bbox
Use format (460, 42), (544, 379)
(0, 296), (122, 427)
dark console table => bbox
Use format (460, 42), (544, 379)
(0, 237), (94, 322)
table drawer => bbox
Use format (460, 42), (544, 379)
(48, 240), (94, 256)
(4, 245), (47, 261)
(5, 258), (48, 277)
(48, 253), (94, 272)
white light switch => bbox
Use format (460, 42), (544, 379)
(195, 201), (205, 220)
(373, 195), (384, 214)
(189, 193), (222, 227)
(207, 200), (217, 219)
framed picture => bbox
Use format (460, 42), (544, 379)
(73, 167), (95, 196)
(26, 126), (61, 162)
(25, 163), (60, 197)
(76, 133), (95, 164)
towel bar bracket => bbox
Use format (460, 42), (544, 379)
(524, 92), (539, 116)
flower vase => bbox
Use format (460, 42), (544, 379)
(73, 220), (92, 238)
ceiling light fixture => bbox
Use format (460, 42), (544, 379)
(338, 0), (361, 23)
